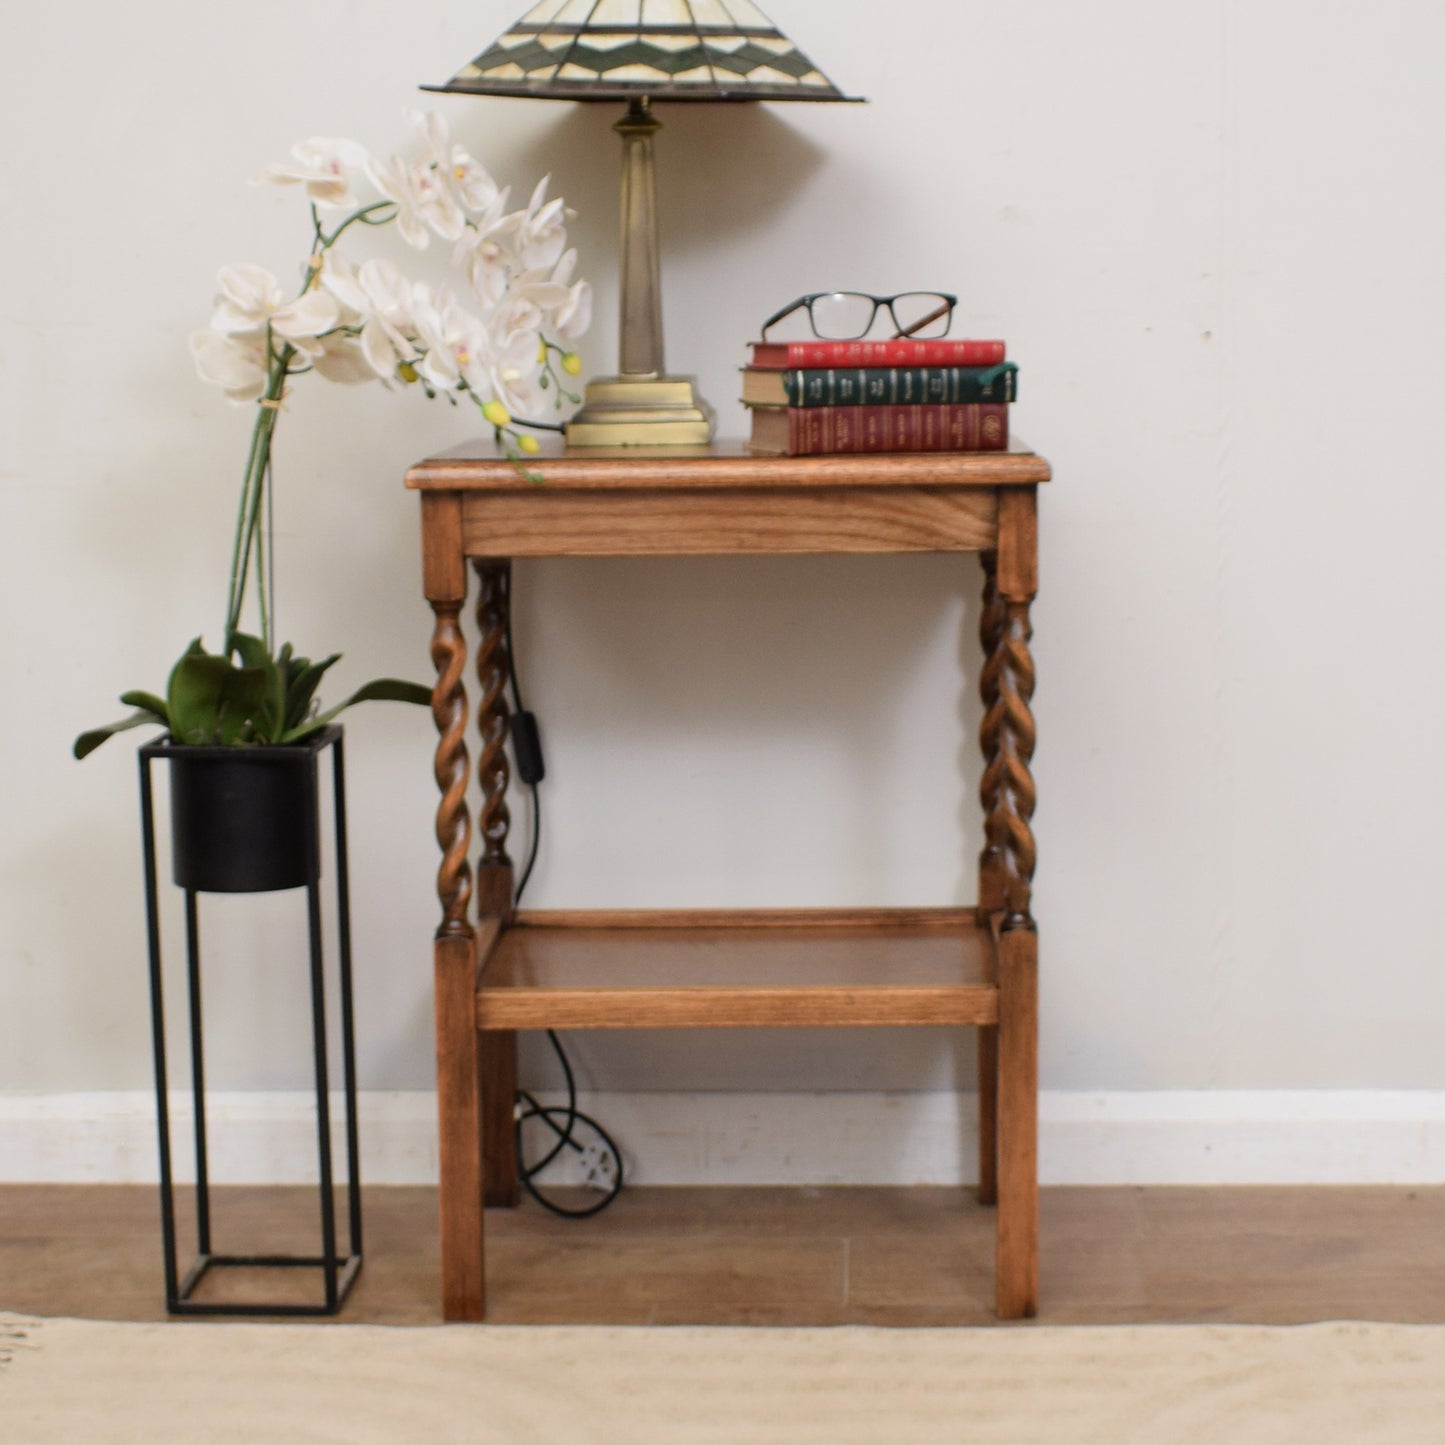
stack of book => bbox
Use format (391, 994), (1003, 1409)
(741, 337), (1016, 456)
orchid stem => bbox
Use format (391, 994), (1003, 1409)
(224, 342), (291, 653)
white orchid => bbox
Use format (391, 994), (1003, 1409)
(194, 112), (589, 472)
(447, 149), (501, 213)
(262, 137), (369, 209)
(486, 329), (548, 417)
(407, 109), (453, 170)
(182, 109), (591, 706)
(412, 290), (496, 395)
(366, 154), (465, 249)
(315, 250), (369, 318)
(210, 263), (339, 356)
(549, 249), (593, 343)
(319, 252), (421, 381)
(405, 108), (501, 214)
(190, 330), (269, 404)
(514, 176), (568, 272)
(309, 334), (376, 386)
(453, 192), (517, 307)
(492, 288), (555, 346)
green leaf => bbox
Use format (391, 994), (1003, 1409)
(118, 691), (170, 724)
(167, 652), (271, 746)
(283, 653), (341, 731)
(229, 632), (284, 741)
(73, 711), (166, 760)
(282, 676), (431, 742)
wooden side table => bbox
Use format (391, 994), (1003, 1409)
(406, 438), (1050, 1321)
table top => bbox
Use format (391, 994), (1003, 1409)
(406, 436), (1051, 492)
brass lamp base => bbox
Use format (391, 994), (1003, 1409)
(564, 374), (716, 447)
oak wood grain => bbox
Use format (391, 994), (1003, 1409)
(420, 492), (466, 602)
(7, 1185), (1445, 1326)
(475, 917), (997, 1031)
(433, 927), (492, 1321)
(409, 441), (1047, 1322)
(995, 922), (1039, 1318)
(460, 486), (998, 557)
(408, 438), (1052, 491)
(512, 907), (979, 932)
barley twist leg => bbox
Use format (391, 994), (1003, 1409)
(982, 602), (1037, 931)
(431, 601), (473, 939)
(472, 561), (519, 1207)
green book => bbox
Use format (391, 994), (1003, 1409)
(742, 362), (1018, 408)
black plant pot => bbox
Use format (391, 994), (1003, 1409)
(158, 731), (334, 893)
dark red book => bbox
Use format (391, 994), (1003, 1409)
(748, 403), (1009, 456)
(747, 338), (1007, 369)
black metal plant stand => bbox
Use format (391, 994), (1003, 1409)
(138, 725), (362, 1316)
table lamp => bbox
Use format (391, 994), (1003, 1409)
(424, 1), (861, 445)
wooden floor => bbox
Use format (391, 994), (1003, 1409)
(3, 1185), (1443, 1327)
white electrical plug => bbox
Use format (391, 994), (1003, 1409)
(577, 1140), (617, 1191)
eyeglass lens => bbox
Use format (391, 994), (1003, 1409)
(807, 292), (880, 339)
(806, 292), (953, 339)
(888, 292), (953, 338)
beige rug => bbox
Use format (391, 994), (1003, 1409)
(3, 1313), (1443, 1443)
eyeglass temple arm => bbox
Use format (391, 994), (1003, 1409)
(893, 300), (953, 338)
(759, 297), (809, 341)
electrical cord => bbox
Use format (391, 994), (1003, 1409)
(504, 577), (625, 1217)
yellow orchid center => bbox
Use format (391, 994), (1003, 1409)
(482, 400), (510, 428)
(398, 362), (419, 384)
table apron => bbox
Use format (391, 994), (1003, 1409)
(458, 485), (1000, 557)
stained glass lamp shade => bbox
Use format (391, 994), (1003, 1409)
(433, 0), (853, 104)
(425, 1), (861, 444)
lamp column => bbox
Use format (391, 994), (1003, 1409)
(563, 96), (717, 447)
(617, 97), (664, 377)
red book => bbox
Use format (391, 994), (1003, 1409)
(748, 403), (1009, 456)
(747, 338), (1006, 369)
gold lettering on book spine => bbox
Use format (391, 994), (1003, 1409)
(430, 601), (473, 939)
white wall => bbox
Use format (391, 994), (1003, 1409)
(4, 1), (1445, 1164)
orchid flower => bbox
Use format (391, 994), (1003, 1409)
(189, 110), (590, 580)
(412, 290), (495, 395)
(361, 264), (424, 379)
(309, 334), (376, 386)
(262, 137), (369, 209)
(209, 263), (339, 356)
(453, 191), (518, 307)
(366, 154), (465, 249)
(447, 148), (501, 214)
(485, 328), (548, 417)
(179, 111), (591, 693)
(190, 330), (269, 404)
(405, 108), (502, 215)
(492, 258), (577, 348)
(514, 176), (568, 272)
(549, 249), (593, 343)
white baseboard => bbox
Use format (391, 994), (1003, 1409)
(2, 1090), (1444, 1187)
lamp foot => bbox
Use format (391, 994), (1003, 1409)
(564, 374), (716, 447)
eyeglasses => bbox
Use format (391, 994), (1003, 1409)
(760, 291), (957, 341)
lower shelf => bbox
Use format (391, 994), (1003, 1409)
(475, 907), (998, 1031)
